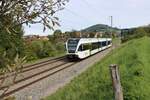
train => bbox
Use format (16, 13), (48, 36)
(65, 38), (112, 59)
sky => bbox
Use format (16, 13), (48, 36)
(24, 0), (150, 36)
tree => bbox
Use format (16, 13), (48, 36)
(53, 29), (62, 38)
(48, 29), (63, 43)
(0, 0), (69, 32)
(0, 17), (25, 72)
(48, 35), (56, 43)
(0, 0), (68, 70)
(134, 27), (147, 38)
(0, 0), (68, 98)
(69, 29), (78, 38)
(0, 19), (26, 98)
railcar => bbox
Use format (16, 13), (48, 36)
(66, 38), (112, 59)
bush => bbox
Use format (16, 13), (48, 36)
(121, 27), (150, 43)
(25, 40), (65, 62)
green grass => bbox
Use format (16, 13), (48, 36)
(45, 37), (150, 100)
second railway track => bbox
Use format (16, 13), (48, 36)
(0, 56), (79, 99)
(0, 62), (76, 99)
(0, 56), (66, 80)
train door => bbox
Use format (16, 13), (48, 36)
(77, 43), (91, 59)
(91, 42), (99, 55)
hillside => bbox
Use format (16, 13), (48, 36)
(45, 37), (150, 100)
(81, 24), (119, 33)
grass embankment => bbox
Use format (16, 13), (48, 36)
(45, 37), (150, 100)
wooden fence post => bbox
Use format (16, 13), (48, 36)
(109, 64), (123, 100)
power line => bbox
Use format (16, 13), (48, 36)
(81, 0), (102, 21)
(82, 0), (99, 12)
(58, 11), (91, 31)
(58, 1), (110, 32)
(65, 8), (93, 23)
(81, 0), (115, 27)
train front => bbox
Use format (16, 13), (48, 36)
(66, 38), (80, 59)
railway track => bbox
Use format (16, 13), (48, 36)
(0, 56), (78, 99)
(0, 56), (66, 80)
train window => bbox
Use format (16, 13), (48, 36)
(101, 41), (107, 47)
(68, 39), (79, 44)
(78, 45), (83, 51)
(107, 41), (110, 45)
(98, 42), (102, 47)
(84, 44), (91, 51)
(78, 44), (91, 51)
(92, 42), (99, 50)
(67, 39), (79, 53)
(108, 41), (111, 45)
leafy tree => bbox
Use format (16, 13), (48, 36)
(54, 29), (62, 37)
(48, 29), (63, 43)
(121, 26), (150, 43)
(0, 0), (68, 97)
(69, 30), (78, 38)
(0, 17), (25, 72)
(0, 0), (69, 32)
(0, 18), (26, 98)
(0, 0), (68, 70)
(89, 32), (95, 38)
(53, 29), (62, 40)
(48, 35), (56, 43)
(134, 27), (147, 38)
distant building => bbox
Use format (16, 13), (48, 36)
(23, 35), (49, 42)
(39, 36), (49, 41)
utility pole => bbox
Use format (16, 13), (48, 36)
(110, 16), (113, 38)
(110, 16), (113, 28)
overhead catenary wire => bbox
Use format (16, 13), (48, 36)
(57, 7), (98, 33)
(58, 0), (112, 31)
(80, 0), (103, 23)
(64, 8), (94, 24)
(81, 0), (116, 30)
(58, 1), (116, 37)
(81, 0), (100, 13)
(63, 5), (102, 37)
(59, 16), (91, 32)
(87, 0), (100, 9)
(55, 7), (94, 32)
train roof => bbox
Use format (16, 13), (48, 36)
(68, 38), (112, 44)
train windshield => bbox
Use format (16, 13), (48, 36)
(67, 39), (79, 53)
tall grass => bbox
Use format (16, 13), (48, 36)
(45, 37), (150, 100)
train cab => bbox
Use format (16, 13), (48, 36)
(66, 38), (80, 58)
